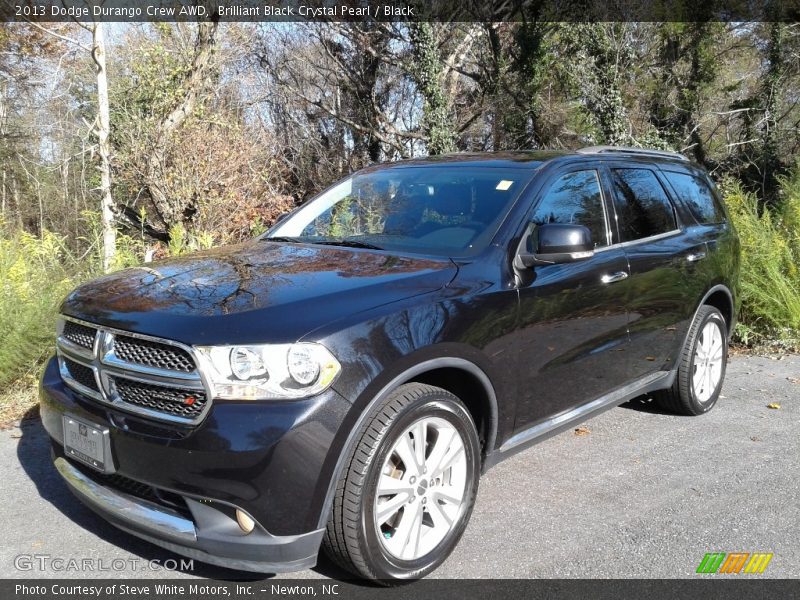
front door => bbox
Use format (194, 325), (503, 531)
(513, 167), (632, 432)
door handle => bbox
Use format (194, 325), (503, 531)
(601, 271), (629, 284)
(686, 251), (707, 262)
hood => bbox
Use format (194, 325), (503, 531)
(61, 241), (457, 345)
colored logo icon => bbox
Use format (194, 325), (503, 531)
(696, 552), (773, 574)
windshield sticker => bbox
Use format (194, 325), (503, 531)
(496, 180), (514, 191)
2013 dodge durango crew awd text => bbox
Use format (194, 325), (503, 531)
(40, 147), (740, 581)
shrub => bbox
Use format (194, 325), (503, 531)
(0, 226), (87, 388)
(723, 170), (800, 347)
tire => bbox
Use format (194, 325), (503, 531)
(322, 383), (480, 582)
(655, 305), (728, 416)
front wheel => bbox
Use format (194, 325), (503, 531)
(323, 383), (480, 582)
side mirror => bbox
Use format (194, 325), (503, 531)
(514, 223), (594, 269)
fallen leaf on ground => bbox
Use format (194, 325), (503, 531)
(574, 426), (591, 436)
(767, 403), (781, 409)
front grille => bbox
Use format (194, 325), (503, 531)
(62, 321), (96, 350)
(114, 335), (195, 373)
(57, 317), (208, 424)
(63, 358), (99, 392)
(113, 378), (207, 419)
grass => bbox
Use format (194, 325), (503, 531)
(0, 376), (39, 429)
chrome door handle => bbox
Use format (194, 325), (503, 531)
(601, 271), (629, 284)
(686, 251), (707, 262)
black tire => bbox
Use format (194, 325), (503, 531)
(322, 383), (480, 582)
(655, 305), (728, 415)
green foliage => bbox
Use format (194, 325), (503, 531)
(559, 23), (633, 146)
(723, 170), (800, 346)
(409, 23), (456, 155)
(0, 225), (89, 388)
(167, 222), (216, 256)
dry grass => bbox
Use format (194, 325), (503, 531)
(0, 376), (39, 429)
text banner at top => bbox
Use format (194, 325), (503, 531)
(3, 0), (800, 23)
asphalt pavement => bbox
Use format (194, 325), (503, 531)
(1, 353), (797, 580)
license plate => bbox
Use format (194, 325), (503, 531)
(63, 415), (113, 473)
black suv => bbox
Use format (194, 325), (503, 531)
(40, 146), (739, 581)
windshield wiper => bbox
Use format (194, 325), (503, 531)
(309, 239), (384, 250)
(264, 236), (302, 243)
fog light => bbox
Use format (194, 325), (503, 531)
(236, 509), (255, 534)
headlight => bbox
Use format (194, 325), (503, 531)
(194, 343), (341, 400)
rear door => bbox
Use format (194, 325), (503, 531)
(513, 165), (631, 431)
(601, 163), (701, 379)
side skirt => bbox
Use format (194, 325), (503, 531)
(483, 369), (675, 471)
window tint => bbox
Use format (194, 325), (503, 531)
(663, 171), (725, 224)
(610, 169), (677, 242)
(532, 170), (608, 248)
(270, 167), (534, 257)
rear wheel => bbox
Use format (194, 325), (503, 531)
(656, 305), (728, 415)
(322, 383), (480, 582)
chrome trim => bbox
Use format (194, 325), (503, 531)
(56, 336), (95, 360)
(54, 457), (197, 543)
(56, 315), (212, 425)
(601, 271), (629, 284)
(101, 367), (205, 391)
(101, 351), (201, 382)
(58, 356), (103, 401)
(686, 251), (707, 262)
(594, 229), (682, 253)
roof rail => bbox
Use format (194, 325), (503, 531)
(576, 145), (689, 162)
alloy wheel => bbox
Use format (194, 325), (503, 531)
(693, 320), (724, 403)
(374, 416), (468, 560)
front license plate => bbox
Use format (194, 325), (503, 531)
(63, 415), (112, 473)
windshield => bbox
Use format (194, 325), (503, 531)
(268, 166), (534, 257)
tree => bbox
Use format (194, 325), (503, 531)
(648, 20), (724, 164)
(560, 23), (635, 146)
(408, 22), (456, 155)
(27, 15), (117, 271)
(144, 19), (220, 234)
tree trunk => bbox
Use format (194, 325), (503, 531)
(93, 22), (116, 272)
(145, 20), (219, 231)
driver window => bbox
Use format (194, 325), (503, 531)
(532, 170), (609, 248)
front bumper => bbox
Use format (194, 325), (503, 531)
(40, 357), (351, 573)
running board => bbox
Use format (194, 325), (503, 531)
(485, 370), (673, 470)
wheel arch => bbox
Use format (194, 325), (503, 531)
(316, 357), (498, 530)
(698, 284), (735, 339)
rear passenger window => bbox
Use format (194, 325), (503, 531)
(532, 170), (608, 248)
(663, 171), (726, 224)
(609, 169), (677, 242)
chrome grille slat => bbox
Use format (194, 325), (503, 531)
(55, 316), (211, 425)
